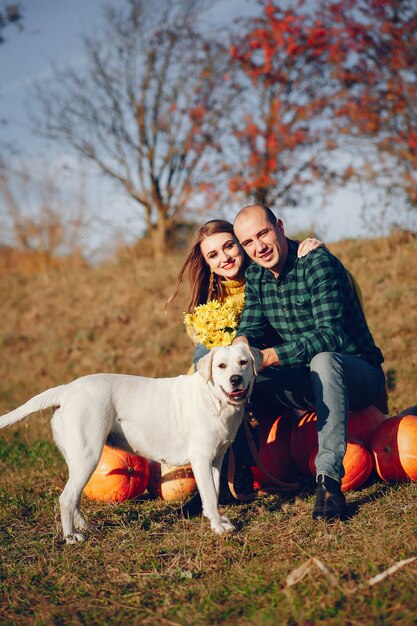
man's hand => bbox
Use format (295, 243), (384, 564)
(233, 338), (279, 371)
(260, 347), (280, 370)
(232, 336), (249, 346)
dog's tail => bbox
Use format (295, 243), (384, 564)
(0, 385), (67, 429)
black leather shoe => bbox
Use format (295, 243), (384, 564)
(312, 474), (346, 521)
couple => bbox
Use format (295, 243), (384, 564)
(169, 204), (385, 521)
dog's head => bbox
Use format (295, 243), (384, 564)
(197, 343), (263, 405)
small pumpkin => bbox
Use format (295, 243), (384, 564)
(251, 410), (297, 487)
(291, 406), (386, 475)
(83, 446), (150, 502)
(371, 415), (417, 481)
(347, 405), (387, 447)
(148, 461), (197, 502)
(309, 439), (373, 492)
(290, 411), (318, 475)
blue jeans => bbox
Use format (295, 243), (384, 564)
(251, 352), (386, 482)
(193, 343), (210, 371)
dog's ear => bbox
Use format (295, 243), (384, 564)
(197, 348), (217, 383)
(246, 346), (264, 376)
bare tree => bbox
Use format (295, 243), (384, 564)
(0, 3), (23, 46)
(0, 3), (24, 163)
(0, 161), (88, 261)
(32, 0), (236, 258)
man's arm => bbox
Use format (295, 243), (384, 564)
(232, 335), (249, 346)
(235, 250), (347, 369)
(272, 252), (346, 367)
(234, 274), (271, 348)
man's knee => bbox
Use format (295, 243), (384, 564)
(310, 352), (343, 377)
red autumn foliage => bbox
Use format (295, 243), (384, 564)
(228, 0), (417, 215)
(227, 1), (333, 207)
(318, 0), (417, 209)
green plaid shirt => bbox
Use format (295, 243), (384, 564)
(236, 239), (384, 368)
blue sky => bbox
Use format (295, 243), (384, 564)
(1, 1), (101, 146)
(0, 0), (371, 254)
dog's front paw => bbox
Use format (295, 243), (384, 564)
(75, 520), (95, 532)
(65, 532), (86, 544)
(74, 514), (93, 532)
(211, 515), (235, 534)
(220, 515), (235, 532)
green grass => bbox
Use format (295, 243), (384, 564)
(1, 234), (417, 625)
(1, 454), (416, 625)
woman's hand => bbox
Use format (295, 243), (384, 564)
(297, 237), (326, 258)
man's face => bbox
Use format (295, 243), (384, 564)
(234, 207), (288, 276)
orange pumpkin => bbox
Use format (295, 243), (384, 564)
(290, 411), (318, 475)
(148, 461), (197, 502)
(347, 405), (387, 446)
(251, 411), (297, 487)
(83, 446), (150, 502)
(291, 406), (386, 475)
(371, 415), (417, 481)
(309, 439), (373, 492)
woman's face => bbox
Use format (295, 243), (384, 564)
(200, 231), (245, 280)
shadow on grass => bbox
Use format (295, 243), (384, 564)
(346, 480), (392, 518)
(175, 474), (316, 525)
(126, 476), (396, 533)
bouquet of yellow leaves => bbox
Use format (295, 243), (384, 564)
(183, 299), (241, 349)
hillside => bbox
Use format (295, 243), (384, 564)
(0, 232), (416, 626)
(1, 231), (416, 415)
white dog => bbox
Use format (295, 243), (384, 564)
(0, 344), (262, 543)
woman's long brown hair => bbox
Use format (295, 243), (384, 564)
(166, 219), (248, 313)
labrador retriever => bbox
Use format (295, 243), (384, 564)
(0, 344), (262, 543)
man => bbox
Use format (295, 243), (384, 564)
(233, 204), (385, 520)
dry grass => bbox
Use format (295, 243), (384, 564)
(331, 230), (417, 415)
(0, 233), (416, 625)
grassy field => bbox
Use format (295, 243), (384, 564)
(1, 232), (416, 625)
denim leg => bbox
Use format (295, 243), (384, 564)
(310, 352), (385, 482)
(309, 353), (347, 482)
(193, 344), (210, 371)
(251, 353), (385, 483)
(251, 365), (315, 414)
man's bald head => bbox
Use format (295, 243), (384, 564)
(234, 204), (277, 229)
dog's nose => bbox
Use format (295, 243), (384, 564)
(230, 374), (243, 388)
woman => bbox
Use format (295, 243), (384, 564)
(167, 219), (322, 368)
(166, 219), (324, 505)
